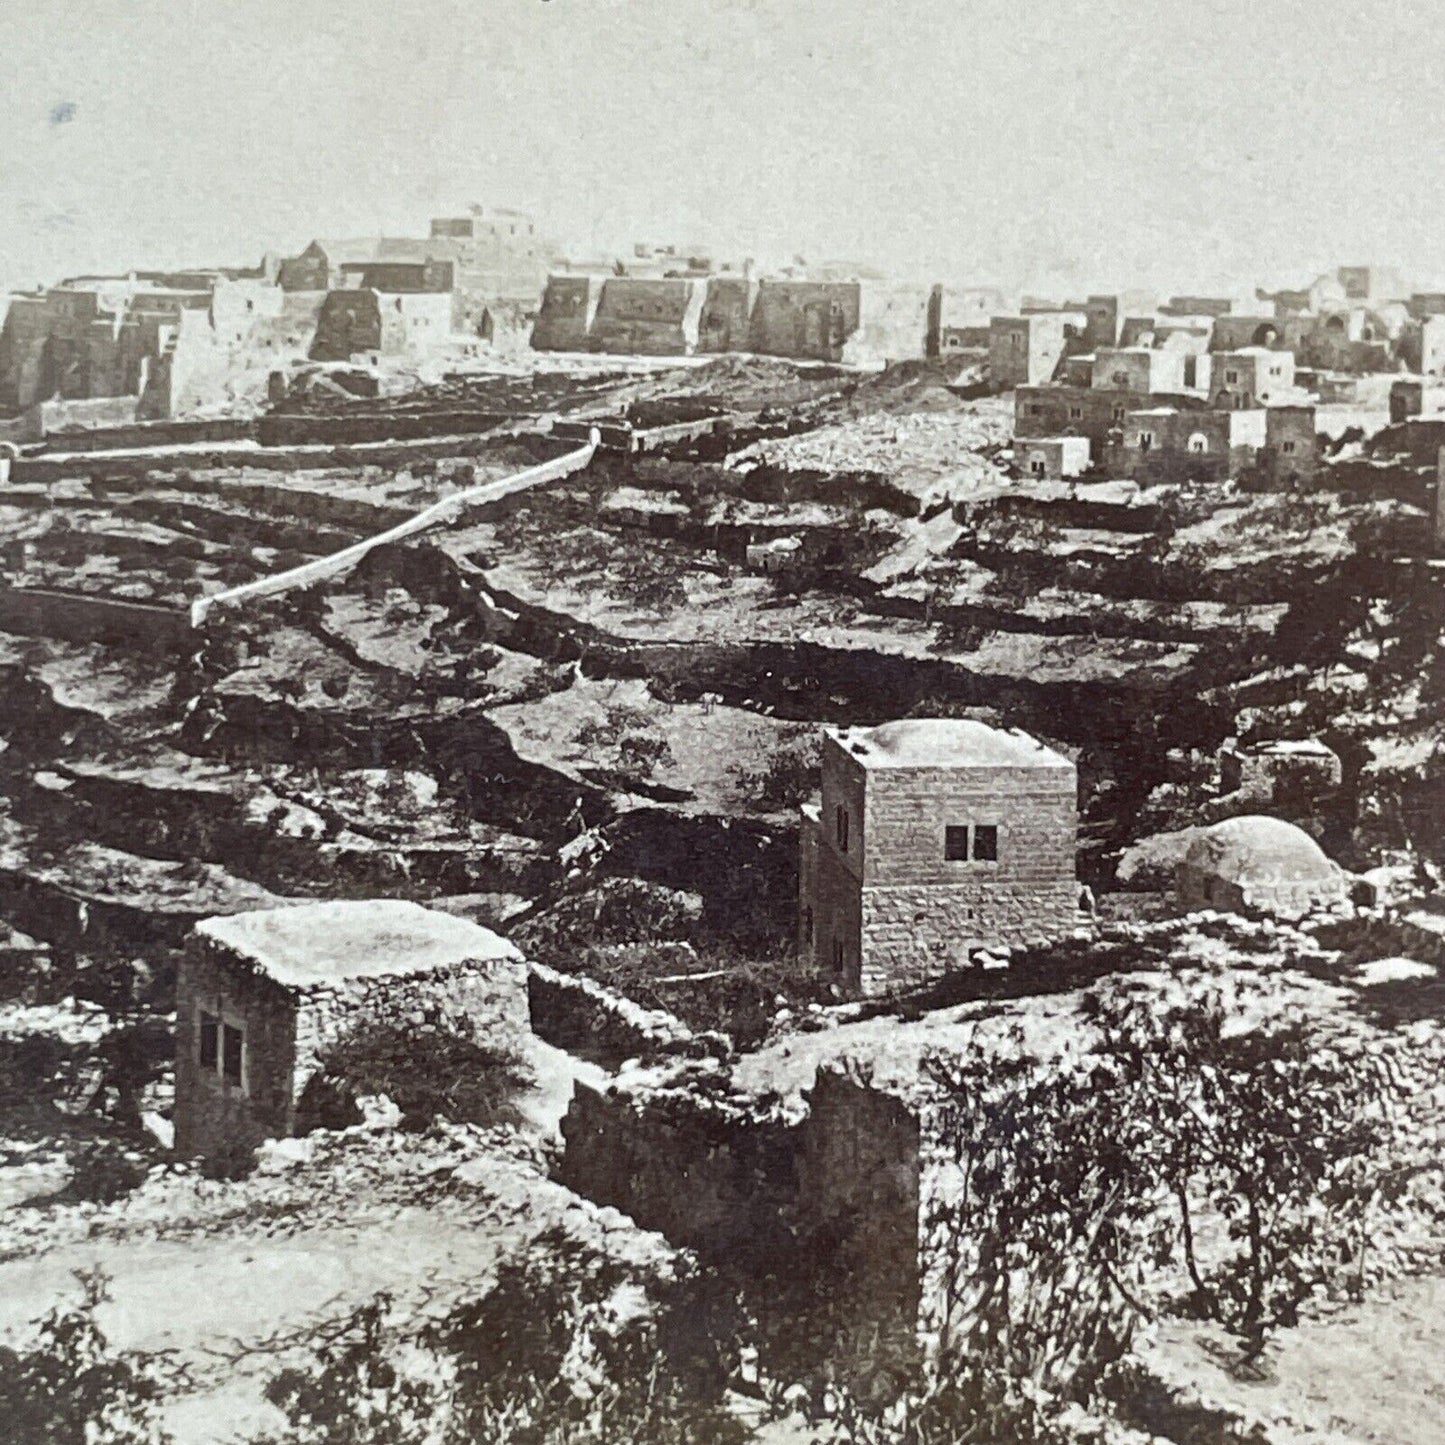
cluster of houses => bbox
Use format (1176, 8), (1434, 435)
(0, 266), (290, 434)
(0, 204), (559, 433)
(992, 265), (1445, 485)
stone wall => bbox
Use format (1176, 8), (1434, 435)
(588, 278), (705, 355)
(697, 277), (757, 353)
(558, 1076), (800, 1259)
(526, 961), (694, 1064)
(530, 275), (600, 352)
(859, 878), (1079, 993)
(748, 281), (862, 363)
(796, 1066), (922, 1322)
(0, 587), (193, 653)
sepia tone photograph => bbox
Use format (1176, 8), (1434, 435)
(0, 1), (1442, 1440)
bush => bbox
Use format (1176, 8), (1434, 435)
(309, 1018), (533, 1131)
(0, 1270), (173, 1445)
(251, 1235), (749, 1445)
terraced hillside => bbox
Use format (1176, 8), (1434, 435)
(0, 357), (1440, 1088)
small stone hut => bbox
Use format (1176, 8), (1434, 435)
(174, 899), (528, 1174)
(1175, 815), (1348, 920)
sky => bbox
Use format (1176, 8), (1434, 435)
(2, 0), (1441, 297)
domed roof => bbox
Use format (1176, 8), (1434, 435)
(1182, 815), (1338, 886)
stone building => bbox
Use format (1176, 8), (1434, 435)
(1014, 383), (1206, 452)
(174, 899), (528, 1175)
(1261, 403), (1321, 485)
(1106, 406), (1265, 483)
(797, 719), (1078, 996)
(309, 289), (452, 362)
(1211, 347), (1296, 408)
(748, 280), (862, 362)
(1219, 738), (1342, 804)
(1016, 435), (1090, 478)
(588, 277), (706, 355)
(1090, 346), (1188, 395)
(988, 311), (1086, 388)
(1389, 377), (1445, 424)
(1174, 815), (1348, 920)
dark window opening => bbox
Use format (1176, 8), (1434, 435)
(944, 825), (970, 861)
(835, 804), (850, 852)
(221, 1023), (244, 1086)
(198, 1010), (219, 1069)
(972, 825), (999, 862)
(831, 938), (845, 975)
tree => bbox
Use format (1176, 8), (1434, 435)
(573, 702), (674, 785)
(1086, 988), (1402, 1365)
(0, 1270), (175, 1445)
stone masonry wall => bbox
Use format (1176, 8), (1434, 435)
(558, 1079), (799, 1258)
(796, 1067), (922, 1324)
(858, 762), (1077, 993)
(174, 933), (300, 1176)
(291, 956), (529, 1087)
(860, 879), (1079, 993)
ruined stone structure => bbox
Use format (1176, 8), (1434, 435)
(1175, 816), (1348, 920)
(309, 289), (452, 363)
(797, 720), (1078, 996)
(989, 312), (1085, 388)
(174, 899), (528, 1174)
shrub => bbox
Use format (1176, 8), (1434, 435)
(309, 1018), (533, 1131)
(0, 1270), (173, 1445)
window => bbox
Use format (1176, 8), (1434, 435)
(1029, 458), (1046, 475)
(835, 804), (849, 852)
(1068, 405), (1083, 420)
(831, 938), (845, 975)
(199, 1010), (219, 1069)
(1225, 369), (1239, 384)
(197, 1007), (244, 1090)
(1028, 404), (1043, 416)
(1187, 432), (1209, 454)
(1112, 369), (1129, 385)
(1281, 439), (1297, 454)
(1138, 431), (1155, 451)
(945, 823), (1000, 862)
(221, 1023), (244, 1086)
(1112, 405), (1126, 421)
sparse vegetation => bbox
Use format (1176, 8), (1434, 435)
(0, 1271), (174, 1445)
